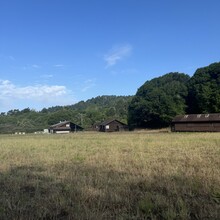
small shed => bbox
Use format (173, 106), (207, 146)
(49, 121), (83, 134)
(99, 119), (128, 132)
(171, 113), (220, 132)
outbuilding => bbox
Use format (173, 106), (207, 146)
(99, 119), (128, 132)
(49, 121), (83, 134)
(171, 113), (220, 132)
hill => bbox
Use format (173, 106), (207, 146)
(1, 61), (220, 133)
(128, 61), (220, 128)
(0, 95), (133, 134)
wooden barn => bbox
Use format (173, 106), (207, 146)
(99, 119), (128, 132)
(49, 121), (83, 134)
(171, 113), (220, 132)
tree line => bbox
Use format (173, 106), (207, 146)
(128, 62), (220, 128)
(0, 62), (219, 133)
(0, 96), (132, 133)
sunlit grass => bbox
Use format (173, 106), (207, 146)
(0, 132), (219, 219)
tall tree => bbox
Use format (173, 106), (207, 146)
(128, 72), (190, 128)
(187, 62), (220, 113)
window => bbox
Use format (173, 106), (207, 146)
(205, 114), (209, 118)
(197, 114), (201, 118)
(184, 115), (188, 118)
(66, 124), (70, 127)
(105, 125), (109, 129)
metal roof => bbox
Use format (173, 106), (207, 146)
(172, 113), (220, 123)
(100, 119), (127, 126)
(49, 121), (83, 129)
(49, 121), (70, 128)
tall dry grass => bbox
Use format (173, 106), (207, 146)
(0, 132), (219, 219)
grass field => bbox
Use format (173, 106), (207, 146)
(0, 131), (219, 219)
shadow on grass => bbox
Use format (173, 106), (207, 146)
(0, 164), (219, 220)
(0, 165), (74, 219)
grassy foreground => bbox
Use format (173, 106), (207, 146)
(0, 132), (219, 219)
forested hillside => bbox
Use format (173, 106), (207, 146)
(0, 62), (220, 133)
(0, 96), (132, 134)
(128, 72), (190, 128)
(128, 62), (220, 128)
(187, 62), (220, 113)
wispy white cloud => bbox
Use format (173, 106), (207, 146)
(40, 74), (53, 78)
(32, 64), (41, 68)
(104, 44), (132, 68)
(0, 79), (74, 111)
(22, 64), (41, 70)
(54, 64), (64, 67)
(0, 54), (15, 61)
(8, 56), (15, 61)
(81, 79), (96, 92)
(0, 80), (67, 99)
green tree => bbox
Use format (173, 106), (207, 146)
(187, 62), (220, 113)
(128, 72), (190, 128)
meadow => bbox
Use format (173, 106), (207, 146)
(0, 131), (219, 219)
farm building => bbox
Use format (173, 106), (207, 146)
(49, 121), (83, 134)
(171, 113), (220, 132)
(98, 119), (128, 132)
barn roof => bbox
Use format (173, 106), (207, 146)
(49, 121), (70, 128)
(100, 119), (127, 126)
(49, 121), (83, 129)
(172, 113), (220, 123)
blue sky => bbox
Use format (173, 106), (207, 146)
(0, 0), (220, 112)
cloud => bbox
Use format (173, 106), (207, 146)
(22, 64), (41, 70)
(0, 80), (74, 111)
(0, 54), (15, 61)
(0, 80), (67, 99)
(8, 56), (15, 61)
(41, 74), (53, 78)
(54, 64), (64, 67)
(104, 44), (132, 68)
(81, 79), (96, 92)
(32, 64), (41, 68)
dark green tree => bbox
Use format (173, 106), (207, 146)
(187, 62), (220, 113)
(128, 72), (190, 128)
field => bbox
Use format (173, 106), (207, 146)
(0, 132), (219, 220)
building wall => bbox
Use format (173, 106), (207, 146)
(69, 123), (83, 132)
(55, 130), (70, 134)
(100, 121), (127, 132)
(172, 122), (220, 132)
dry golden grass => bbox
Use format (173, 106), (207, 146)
(0, 132), (219, 219)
